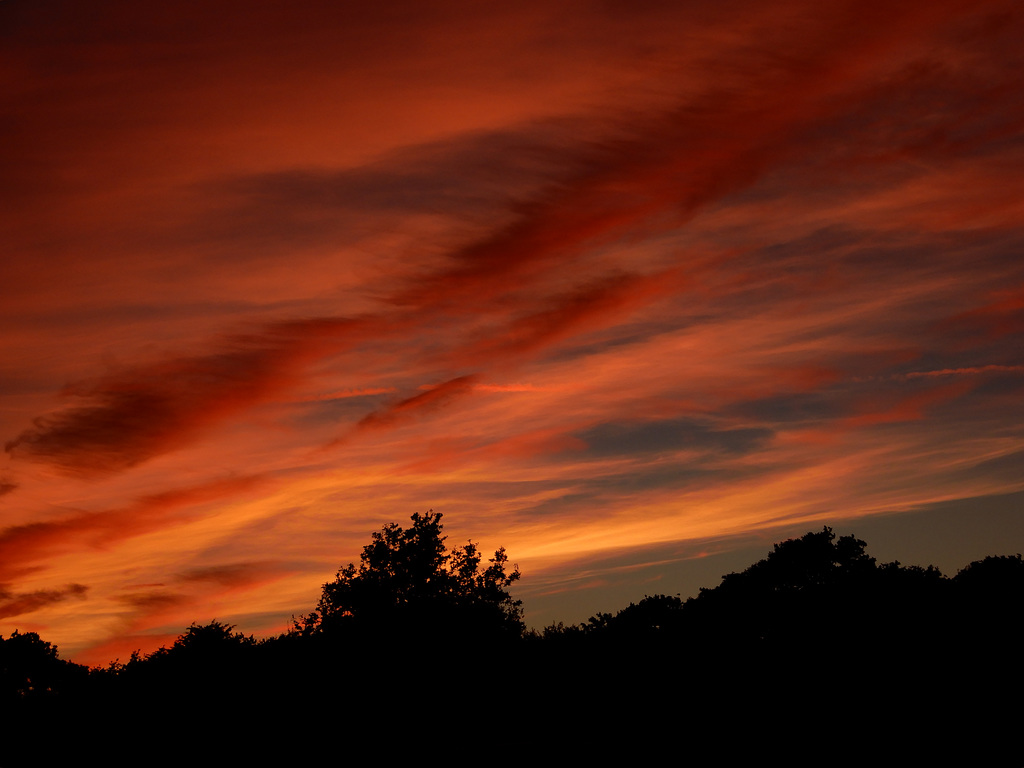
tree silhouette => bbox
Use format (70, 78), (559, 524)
(680, 526), (879, 648)
(1, 629), (87, 703)
(712, 525), (875, 594)
(141, 620), (257, 679)
(295, 511), (523, 643)
(6, 521), (1024, 763)
(952, 553), (1024, 648)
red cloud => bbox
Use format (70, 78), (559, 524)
(5, 317), (365, 476)
(842, 379), (976, 428)
(946, 284), (1024, 341)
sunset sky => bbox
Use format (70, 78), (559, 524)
(3, 0), (1024, 665)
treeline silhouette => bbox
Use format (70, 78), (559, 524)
(4, 514), (1022, 763)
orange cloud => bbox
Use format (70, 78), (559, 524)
(0, 474), (266, 586)
(72, 560), (291, 666)
(0, 584), (88, 621)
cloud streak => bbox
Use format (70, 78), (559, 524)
(5, 318), (366, 476)
(355, 376), (480, 433)
(0, 584), (88, 621)
(0, 475), (266, 585)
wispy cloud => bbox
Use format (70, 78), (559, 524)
(355, 375), (480, 432)
(4, 319), (365, 476)
(0, 583), (87, 621)
(896, 365), (1024, 380)
(0, 475), (266, 585)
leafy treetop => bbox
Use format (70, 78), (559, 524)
(296, 511), (523, 641)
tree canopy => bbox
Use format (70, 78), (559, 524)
(295, 511), (524, 642)
(711, 525), (875, 595)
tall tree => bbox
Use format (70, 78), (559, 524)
(296, 511), (524, 643)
